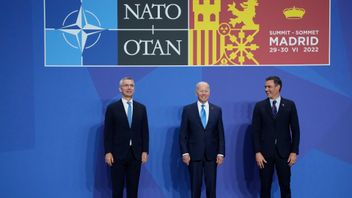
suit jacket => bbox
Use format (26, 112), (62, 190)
(179, 102), (225, 161)
(252, 97), (300, 158)
(104, 99), (149, 160)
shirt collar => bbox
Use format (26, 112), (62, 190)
(122, 97), (133, 104)
(197, 101), (209, 107)
(269, 96), (281, 105)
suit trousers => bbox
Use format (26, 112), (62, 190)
(111, 147), (141, 198)
(260, 148), (291, 198)
(189, 159), (217, 198)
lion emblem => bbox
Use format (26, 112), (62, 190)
(228, 0), (259, 30)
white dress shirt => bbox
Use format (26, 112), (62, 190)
(122, 98), (133, 118)
(270, 96), (281, 112)
(121, 98), (133, 145)
(183, 101), (223, 158)
(197, 101), (209, 125)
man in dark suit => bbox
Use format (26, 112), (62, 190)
(104, 77), (149, 198)
(252, 76), (300, 198)
(179, 81), (225, 198)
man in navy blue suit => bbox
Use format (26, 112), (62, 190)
(104, 77), (149, 198)
(252, 76), (300, 198)
(180, 81), (225, 198)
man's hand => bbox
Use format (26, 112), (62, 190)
(182, 154), (191, 166)
(216, 155), (224, 166)
(141, 152), (148, 164)
(255, 152), (267, 169)
(105, 153), (114, 167)
(287, 153), (297, 167)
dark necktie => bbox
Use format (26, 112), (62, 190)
(272, 100), (277, 116)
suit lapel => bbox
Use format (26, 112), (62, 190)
(266, 97), (285, 119)
(118, 99), (131, 128)
(276, 97), (285, 117)
(131, 102), (138, 128)
(206, 104), (215, 130)
(265, 98), (274, 119)
(192, 103), (204, 129)
(194, 102), (217, 129)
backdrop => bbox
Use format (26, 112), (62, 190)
(1, 0), (352, 197)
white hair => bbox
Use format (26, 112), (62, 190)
(196, 81), (210, 90)
(119, 77), (134, 87)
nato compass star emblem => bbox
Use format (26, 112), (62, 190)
(59, 6), (104, 53)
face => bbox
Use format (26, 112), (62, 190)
(196, 83), (210, 103)
(119, 79), (135, 99)
(265, 80), (280, 99)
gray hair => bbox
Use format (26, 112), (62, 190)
(196, 81), (210, 90)
(119, 76), (134, 87)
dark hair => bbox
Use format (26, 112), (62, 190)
(265, 76), (282, 91)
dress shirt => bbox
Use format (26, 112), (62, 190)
(270, 96), (281, 112)
(197, 101), (209, 124)
(122, 97), (133, 146)
(183, 101), (223, 158)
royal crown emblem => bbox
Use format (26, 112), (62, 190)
(283, 6), (305, 19)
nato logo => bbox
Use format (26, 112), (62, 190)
(44, 0), (188, 66)
(44, 0), (118, 66)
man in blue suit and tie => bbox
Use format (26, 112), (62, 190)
(180, 81), (225, 198)
(104, 77), (149, 198)
(252, 76), (300, 198)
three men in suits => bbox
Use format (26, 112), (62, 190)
(104, 77), (149, 198)
(252, 76), (300, 198)
(179, 81), (225, 198)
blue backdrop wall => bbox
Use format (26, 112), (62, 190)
(1, 0), (352, 197)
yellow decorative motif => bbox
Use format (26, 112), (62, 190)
(189, 0), (260, 65)
(227, 0), (259, 30)
(283, 6), (305, 20)
(218, 0), (260, 65)
(189, 0), (221, 65)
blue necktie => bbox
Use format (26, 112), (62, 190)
(272, 100), (277, 116)
(201, 104), (207, 128)
(127, 101), (132, 127)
